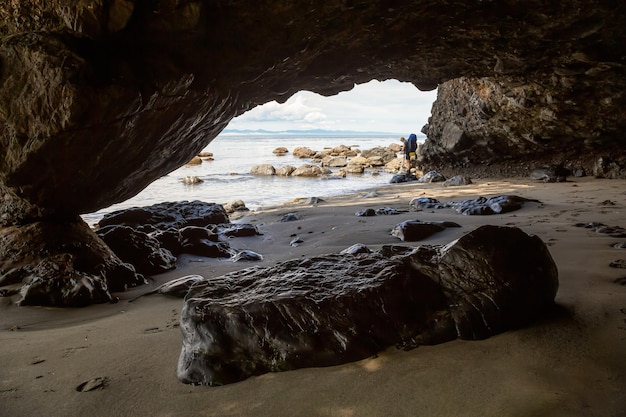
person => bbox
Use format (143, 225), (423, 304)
(400, 133), (418, 172)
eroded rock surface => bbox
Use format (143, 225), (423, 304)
(177, 225), (558, 386)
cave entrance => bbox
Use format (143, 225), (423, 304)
(82, 80), (437, 225)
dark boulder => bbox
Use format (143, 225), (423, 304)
(355, 208), (377, 217)
(451, 195), (540, 215)
(97, 226), (177, 275)
(179, 226), (233, 258)
(391, 220), (461, 241)
(0, 219), (144, 307)
(98, 201), (229, 230)
(409, 197), (446, 211)
(218, 223), (260, 238)
(177, 225), (558, 386)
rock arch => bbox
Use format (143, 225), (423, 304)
(0, 1), (624, 305)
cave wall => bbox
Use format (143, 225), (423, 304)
(421, 74), (626, 176)
(1, 1), (624, 222)
(0, 1), (625, 305)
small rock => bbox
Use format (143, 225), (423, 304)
(355, 208), (377, 217)
(232, 250), (263, 262)
(417, 171), (446, 183)
(76, 377), (109, 392)
(280, 213), (302, 222)
(340, 244), (372, 255)
(443, 175), (472, 187)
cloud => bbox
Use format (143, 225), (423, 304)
(227, 79), (438, 133)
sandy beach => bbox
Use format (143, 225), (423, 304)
(1, 176), (625, 417)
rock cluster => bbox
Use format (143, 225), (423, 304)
(177, 225), (558, 386)
(251, 144), (402, 178)
(95, 201), (262, 274)
(409, 195), (541, 215)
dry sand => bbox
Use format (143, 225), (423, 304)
(1, 177), (625, 417)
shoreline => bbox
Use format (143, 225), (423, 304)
(1, 176), (625, 417)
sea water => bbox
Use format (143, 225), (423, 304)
(82, 133), (415, 225)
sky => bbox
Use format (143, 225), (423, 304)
(224, 79), (438, 135)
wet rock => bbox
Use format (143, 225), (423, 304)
(609, 259), (626, 269)
(273, 147), (289, 155)
(375, 207), (406, 215)
(390, 173), (418, 183)
(179, 226), (232, 258)
(0, 219), (144, 306)
(98, 201), (229, 230)
(92, 201), (241, 264)
(97, 226), (177, 275)
(451, 195), (540, 215)
(409, 197), (445, 210)
(177, 225), (558, 386)
(391, 220), (461, 241)
(219, 223), (260, 238)
(390, 173), (408, 183)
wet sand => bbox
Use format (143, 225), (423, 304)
(1, 177), (625, 417)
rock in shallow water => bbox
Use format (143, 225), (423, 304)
(177, 225), (558, 386)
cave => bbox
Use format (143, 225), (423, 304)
(1, 1), (625, 305)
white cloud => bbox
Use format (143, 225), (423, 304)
(226, 79), (437, 134)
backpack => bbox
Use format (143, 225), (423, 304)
(407, 133), (418, 153)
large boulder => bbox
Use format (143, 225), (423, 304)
(177, 225), (558, 386)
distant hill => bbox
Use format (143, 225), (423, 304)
(220, 128), (421, 137)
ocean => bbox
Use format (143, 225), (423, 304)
(81, 133), (415, 225)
